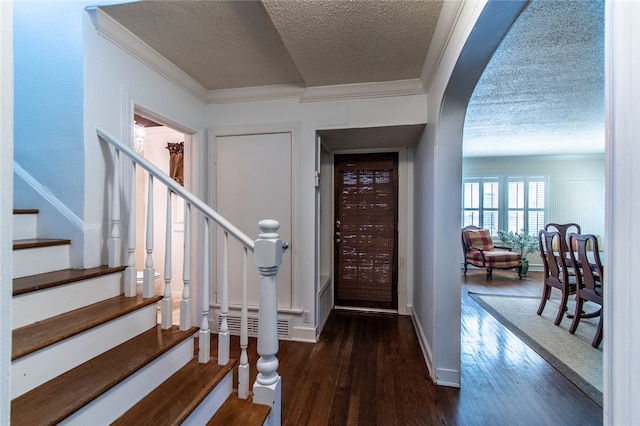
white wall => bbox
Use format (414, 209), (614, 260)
(11, 2), (206, 269)
(13, 1), (99, 268)
(206, 95), (427, 340)
(13, 1), (87, 215)
(412, 0), (490, 387)
(605, 1), (640, 423)
(84, 8), (206, 269)
(1, 1), (12, 423)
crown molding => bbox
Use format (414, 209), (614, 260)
(205, 84), (305, 104)
(420, 0), (471, 92)
(86, 7), (427, 105)
(299, 79), (426, 103)
(86, 7), (208, 103)
(205, 79), (426, 104)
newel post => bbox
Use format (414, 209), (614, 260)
(252, 219), (282, 425)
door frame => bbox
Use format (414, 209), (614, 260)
(322, 146), (411, 315)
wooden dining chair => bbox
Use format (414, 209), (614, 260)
(544, 223), (581, 253)
(537, 229), (576, 325)
(568, 233), (603, 348)
(545, 223), (581, 275)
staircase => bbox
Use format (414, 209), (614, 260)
(10, 209), (270, 425)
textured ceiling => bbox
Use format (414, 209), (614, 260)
(463, 0), (604, 157)
(100, 0), (604, 157)
(100, 0), (442, 90)
(262, 0), (441, 87)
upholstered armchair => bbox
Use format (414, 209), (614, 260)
(461, 226), (522, 280)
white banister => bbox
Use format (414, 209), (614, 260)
(123, 161), (137, 297)
(143, 174), (155, 298)
(199, 218), (211, 363)
(218, 231), (230, 365)
(98, 128), (254, 249)
(180, 202), (192, 331)
(108, 148), (122, 268)
(238, 246), (249, 399)
(98, 128), (282, 413)
(161, 189), (173, 329)
(252, 220), (282, 425)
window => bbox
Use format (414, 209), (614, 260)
(462, 176), (547, 236)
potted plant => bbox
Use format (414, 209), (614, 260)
(497, 228), (538, 276)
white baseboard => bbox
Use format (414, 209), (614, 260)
(410, 307), (461, 387)
(290, 325), (317, 343)
(435, 369), (461, 388)
(410, 306), (435, 381)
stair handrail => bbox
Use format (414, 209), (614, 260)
(97, 127), (254, 249)
(98, 128), (284, 423)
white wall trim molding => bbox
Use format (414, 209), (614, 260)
(300, 79), (426, 103)
(290, 325), (318, 343)
(14, 163), (85, 232)
(205, 84), (304, 104)
(435, 368), (462, 388)
(420, 0), (470, 92)
(410, 306), (436, 383)
(397, 148), (410, 315)
(86, 7), (208, 103)
(205, 79), (426, 105)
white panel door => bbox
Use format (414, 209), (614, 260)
(214, 132), (292, 309)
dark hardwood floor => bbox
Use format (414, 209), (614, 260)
(225, 269), (602, 425)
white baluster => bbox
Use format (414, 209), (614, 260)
(199, 218), (211, 363)
(123, 160), (137, 297)
(238, 246), (249, 399)
(161, 189), (173, 329)
(143, 174), (155, 298)
(218, 231), (230, 365)
(252, 220), (282, 425)
(180, 202), (192, 331)
(108, 149), (122, 268)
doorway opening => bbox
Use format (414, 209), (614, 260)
(132, 111), (189, 325)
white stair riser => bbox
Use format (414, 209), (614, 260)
(13, 244), (71, 278)
(12, 273), (123, 329)
(182, 372), (233, 425)
(59, 337), (196, 425)
(12, 304), (158, 398)
(13, 214), (37, 240)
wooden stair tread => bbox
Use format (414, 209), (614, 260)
(13, 209), (39, 214)
(11, 325), (198, 426)
(13, 238), (71, 250)
(208, 392), (271, 425)
(12, 294), (162, 360)
(112, 358), (237, 425)
(13, 265), (125, 296)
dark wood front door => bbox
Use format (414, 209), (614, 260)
(334, 153), (398, 309)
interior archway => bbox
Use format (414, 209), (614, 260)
(425, 0), (529, 385)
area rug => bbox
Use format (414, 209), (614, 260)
(469, 292), (603, 406)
